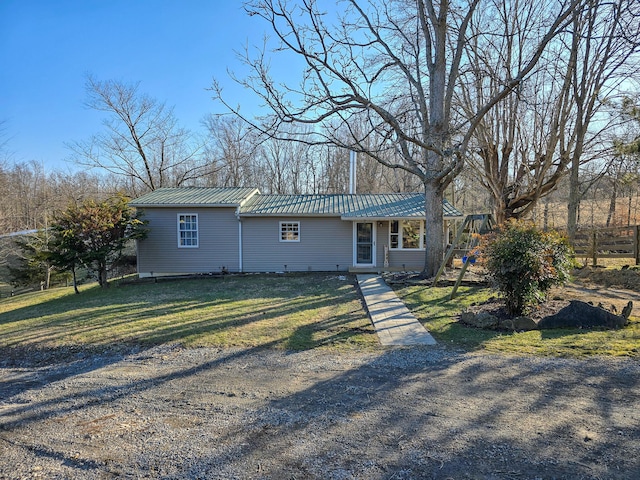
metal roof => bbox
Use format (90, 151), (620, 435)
(0, 229), (39, 239)
(442, 198), (462, 218)
(240, 193), (462, 219)
(129, 188), (463, 218)
(129, 187), (259, 207)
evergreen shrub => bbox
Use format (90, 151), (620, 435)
(481, 219), (574, 315)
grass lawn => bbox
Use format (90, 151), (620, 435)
(395, 284), (640, 357)
(2, 273), (639, 358)
(0, 273), (378, 355)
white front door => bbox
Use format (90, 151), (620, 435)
(354, 222), (376, 267)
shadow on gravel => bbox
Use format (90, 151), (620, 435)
(0, 344), (274, 431)
(0, 347), (130, 406)
(1, 345), (639, 479)
(181, 350), (640, 479)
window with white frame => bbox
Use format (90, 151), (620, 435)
(389, 220), (425, 249)
(280, 221), (300, 242)
(178, 214), (198, 248)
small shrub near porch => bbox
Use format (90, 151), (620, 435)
(482, 220), (574, 316)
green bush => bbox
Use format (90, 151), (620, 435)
(481, 220), (574, 315)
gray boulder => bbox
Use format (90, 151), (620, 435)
(460, 311), (499, 329)
(502, 316), (538, 331)
(460, 311), (537, 331)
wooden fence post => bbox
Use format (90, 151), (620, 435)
(635, 226), (640, 266)
(591, 231), (598, 267)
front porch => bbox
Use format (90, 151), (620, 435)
(348, 218), (453, 272)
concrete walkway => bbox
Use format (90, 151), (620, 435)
(357, 274), (437, 346)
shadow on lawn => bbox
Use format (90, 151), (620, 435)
(0, 274), (372, 399)
(0, 274), (371, 351)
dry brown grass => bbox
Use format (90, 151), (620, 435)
(530, 196), (640, 230)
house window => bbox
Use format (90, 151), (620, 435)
(178, 214), (198, 248)
(402, 220), (421, 249)
(389, 220), (425, 249)
(390, 221), (399, 249)
(280, 221), (300, 242)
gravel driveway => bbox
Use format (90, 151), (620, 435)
(1, 345), (639, 479)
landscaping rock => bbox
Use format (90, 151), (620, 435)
(460, 311), (498, 329)
(459, 311), (474, 324)
(460, 299), (631, 331)
(460, 311), (538, 331)
(502, 316), (538, 331)
(537, 300), (630, 329)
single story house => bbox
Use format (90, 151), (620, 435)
(129, 187), (463, 276)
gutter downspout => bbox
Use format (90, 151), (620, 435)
(236, 207), (243, 272)
(236, 190), (260, 274)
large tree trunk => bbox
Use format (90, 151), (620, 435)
(491, 194), (509, 226)
(423, 180), (445, 278)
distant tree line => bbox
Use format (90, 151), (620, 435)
(1, 0), (639, 281)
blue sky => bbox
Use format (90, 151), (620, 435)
(0, 1), (275, 170)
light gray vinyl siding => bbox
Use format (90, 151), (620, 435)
(375, 221), (388, 267)
(388, 250), (425, 270)
(373, 221), (424, 270)
(136, 207), (240, 275)
(242, 217), (353, 272)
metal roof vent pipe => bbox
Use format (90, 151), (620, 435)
(349, 150), (357, 195)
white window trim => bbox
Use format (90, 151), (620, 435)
(279, 221), (300, 242)
(353, 221), (376, 267)
(389, 219), (426, 250)
(177, 213), (199, 248)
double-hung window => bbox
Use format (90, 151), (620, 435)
(280, 221), (300, 242)
(178, 214), (198, 248)
(390, 220), (425, 249)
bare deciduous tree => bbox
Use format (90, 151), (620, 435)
(565, 0), (640, 240)
(460, 0), (639, 230)
(0, 161), (107, 236)
(259, 126), (315, 193)
(70, 76), (209, 195)
(215, 0), (582, 275)
(202, 115), (262, 188)
(0, 161), (51, 233)
(0, 120), (10, 161)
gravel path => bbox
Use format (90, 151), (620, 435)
(1, 345), (639, 479)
